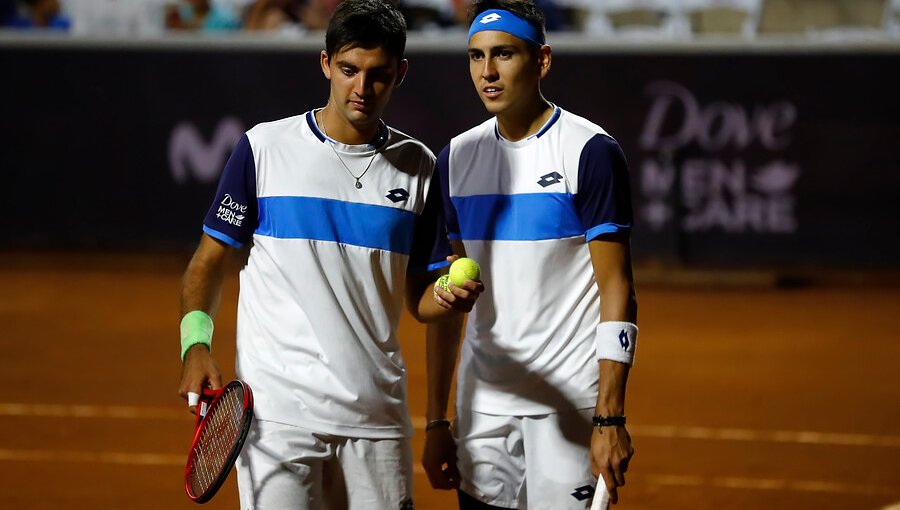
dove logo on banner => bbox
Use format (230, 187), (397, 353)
(169, 116), (245, 184)
(637, 81), (800, 234)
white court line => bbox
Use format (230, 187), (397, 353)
(0, 403), (184, 420)
(1, 447), (897, 498)
(3, 402), (900, 449)
(0, 449), (183, 466)
(644, 474), (898, 497)
(631, 424), (900, 448)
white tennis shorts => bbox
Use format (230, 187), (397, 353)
(236, 419), (414, 510)
(455, 408), (603, 509)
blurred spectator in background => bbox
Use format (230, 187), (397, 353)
(66, 0), (169, 35)
(245, 0), (299, 30)
(399, 0), (456, 29)
(298, 0), (339, 29)
(244, 0), (338, 31)
(165, 0), (241, 31)
(9, 0), (892, 38)
(3, 0), (70, 29)
(439, 0), (563, 30)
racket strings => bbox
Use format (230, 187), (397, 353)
(188, 387), (246, 495)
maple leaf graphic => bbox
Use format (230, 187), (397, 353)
(752, 161), (799, 194)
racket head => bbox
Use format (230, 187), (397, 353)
(184, 380), (254, 503)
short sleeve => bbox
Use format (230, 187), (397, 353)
(574, 134), (633, 241)
(202, 134), (258, 247)
(435, 144), (461, 240)
(408, 166), (452, 273)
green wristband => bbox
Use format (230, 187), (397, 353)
(180, 311), (214, 361)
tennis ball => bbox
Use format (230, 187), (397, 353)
(449, 258), (480, 287)
(435, 274), (451, 292)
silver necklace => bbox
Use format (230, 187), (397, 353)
(319, 111), (380, 190)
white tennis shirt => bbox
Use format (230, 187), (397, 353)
(438, 106), (634, 416)
(203, 111), (448, 438)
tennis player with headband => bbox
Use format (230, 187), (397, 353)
(422, 1), (638, 508)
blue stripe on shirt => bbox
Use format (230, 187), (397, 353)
(450, 193), (584, 241)
(256, 196), (417, 254)
(586, 222), (631, 241)
(203, 225), (244, 247)
(426, 260), (451, 272)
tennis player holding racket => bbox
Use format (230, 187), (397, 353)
(422, 1), (637, 508)
(178, 1), (482, 508)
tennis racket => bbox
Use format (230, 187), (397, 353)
(184, 379), (254, 503)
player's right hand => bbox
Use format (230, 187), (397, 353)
(591, 425), (634, 504)
(422, 424), (460, 490)
(178, 345), (223, 414)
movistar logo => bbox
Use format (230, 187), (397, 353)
(168, 116), (244, 184)
(480, 13), (502, 24)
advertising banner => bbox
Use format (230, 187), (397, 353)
(2, 44), (898, 268)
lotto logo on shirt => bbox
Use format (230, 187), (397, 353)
(216, 194), (247, 227)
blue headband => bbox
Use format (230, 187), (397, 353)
(467, 9), (545, 47)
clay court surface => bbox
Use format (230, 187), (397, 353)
(2, 252), (899, 510)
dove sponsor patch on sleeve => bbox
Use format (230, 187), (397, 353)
(202, 134), (258, 247)
(215, 194), (248, 227)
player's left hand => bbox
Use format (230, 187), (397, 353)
(591, 425), (634, 504)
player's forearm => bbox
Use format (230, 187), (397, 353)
(599, 261), (637, 324)
(589, 238), (637, 323)
(406, 271), (446, 323)
(180, 235), (230, 317)
(596, 360), (629, 416)
(425, 315), (462, 421)
(596, 261), (637, 416)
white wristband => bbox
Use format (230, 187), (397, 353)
(595, 321), (638, 366)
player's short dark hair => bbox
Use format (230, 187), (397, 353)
(467, 0), (546, 38)
(326, 0), (407, 62)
